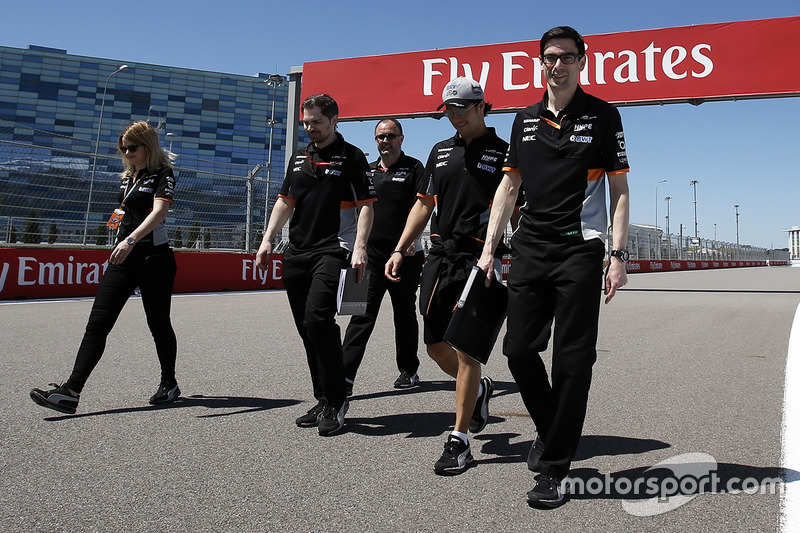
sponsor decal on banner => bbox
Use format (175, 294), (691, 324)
(0, 248), (284, 300)
(301, 17), (800, 119)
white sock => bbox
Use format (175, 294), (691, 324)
(451, 430), (469, 445)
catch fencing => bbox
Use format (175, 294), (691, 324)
(0, 119), (284, 252)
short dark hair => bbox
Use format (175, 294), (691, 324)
(375, 118), (403, 135)
(302, 94), (338, 119)
(540, 26), (586, 56)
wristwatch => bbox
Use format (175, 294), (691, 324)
(126, 237), (136, 246)
(609, 249), (629, 262)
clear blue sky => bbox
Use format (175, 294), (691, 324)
(3, 0), (798, 248)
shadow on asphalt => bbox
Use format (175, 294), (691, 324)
(574, 434), (672, 461)
(42, 394), (301, 421)
(347, 412), (461, 438)
(348, 378), (519, 402)
(343, 379), (519, 438)
(473, 433), (673, 468)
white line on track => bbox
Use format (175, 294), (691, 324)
(781, 302), (800, 532)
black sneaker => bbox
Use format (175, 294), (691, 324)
(527, 435), (546, 472)
(527, 474), (568, 509)
(149, 381), (181, 405)
(469, 376), (494, 433)
(318, 400), (349, 436)
(393, 371), (419, 389)
(30, 383), (79, 414)
(295, 400), (325, 427)
(434, 435), (474, 475)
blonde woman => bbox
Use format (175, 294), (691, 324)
(31, 121), (179, 414)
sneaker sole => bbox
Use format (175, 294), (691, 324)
(317, 423), (345, 436)
(434, 457), (475, 476)
(29, 390), (77, 415)
(527, 494), (569, 509)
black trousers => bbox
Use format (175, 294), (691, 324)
(342, 250), (424, 382)
(504, 238), (604, 479)
(282, 246), (348, 407)
(66, 244), (177, 394)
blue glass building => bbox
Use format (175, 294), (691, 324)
(0, 44), (298, 249)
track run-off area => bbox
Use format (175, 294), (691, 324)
(2, 266), (799, 532)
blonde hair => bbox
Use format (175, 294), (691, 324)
(118, 121), (173, 178)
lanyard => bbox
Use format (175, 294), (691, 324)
(120, 170), (145, 208)
(304, 143), (345, 178)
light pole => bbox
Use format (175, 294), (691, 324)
(664, 195), (672, 259)
(655, 179), (666, 230)
(245, 164), (264, 253)
(83, 64), (129, 246)
(264, 73), (285, 228)
(733, 204), (740, 259)
(713, 222), (718, 259)
(655, 179), (666, 258)
(690, 179), (699, 239)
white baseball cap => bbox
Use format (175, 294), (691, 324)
(437, 76), (484, 110)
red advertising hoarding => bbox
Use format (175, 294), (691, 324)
(301, 17), (800, 119)
(625, 259), (771, 272)
(0, 248), (284, 300)
(1, 248), (782, 300)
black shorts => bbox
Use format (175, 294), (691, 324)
(420, 257), (501, 345)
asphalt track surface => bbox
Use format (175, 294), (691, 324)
(2, 266), (799, 532)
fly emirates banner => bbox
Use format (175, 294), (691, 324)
(0, 248), (284, 299)
(301, 17), (800, 119)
